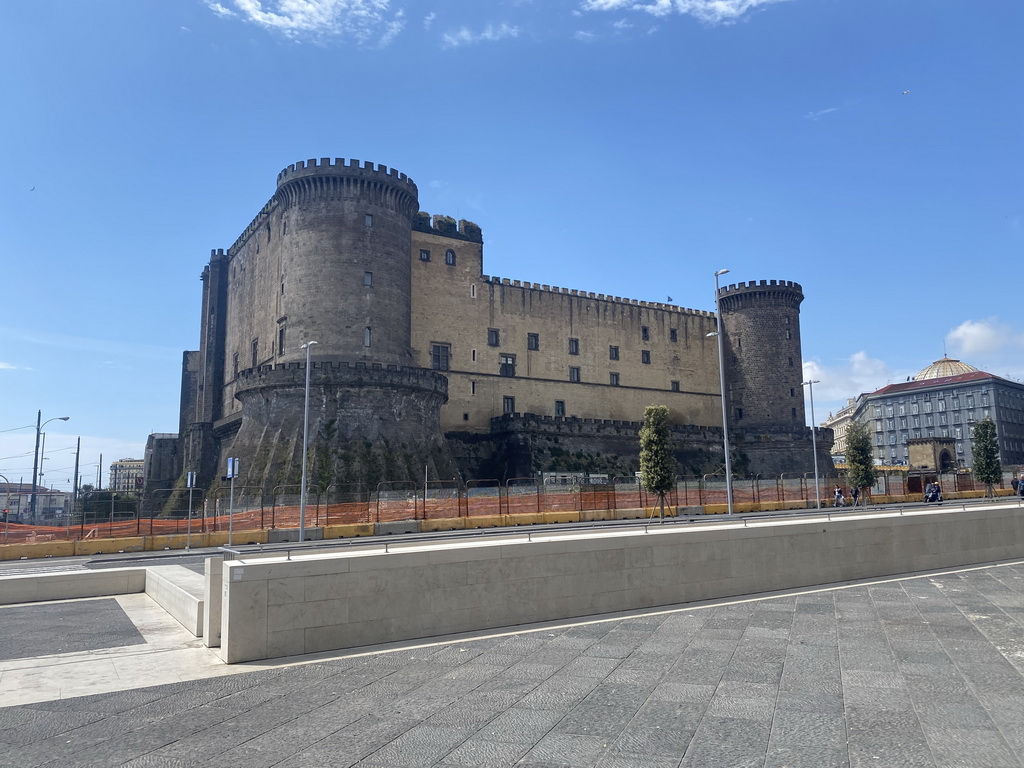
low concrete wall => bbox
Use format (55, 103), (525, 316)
(145, 566), (205, 636)
(0, 567), (147, 605)
(204, 557), (223, 647)
(218, 503), (1024, 663)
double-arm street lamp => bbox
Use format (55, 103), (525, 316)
(299, 341), (318, 543)
(710, 269), (734, 515)
(803, 379), (822, 509)
(31, 412), (70, 518)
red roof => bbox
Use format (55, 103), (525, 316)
(871, 370), (1001, 396)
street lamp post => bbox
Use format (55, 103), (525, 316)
(30, 412), (69, 519)
(803, 379), (822, 509)
(712, 269), (734, 515)
(299, 341), (318, 543)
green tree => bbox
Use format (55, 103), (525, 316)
(971, 418), (1001, 497)
(845, 421), (877, 503)
(639, 405), (675, 520)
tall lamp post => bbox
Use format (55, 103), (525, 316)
(803, 379), (822, 509)
(30, 412), (69, 518)
(299, 340), (318, 543)
(712, 269), (734, 515)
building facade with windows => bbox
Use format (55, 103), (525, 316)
(170, 158), (829, 493)
(110, 458), (145, 493)
(850, 358), (1024, 469)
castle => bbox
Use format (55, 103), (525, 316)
(165, 157), (831, 496)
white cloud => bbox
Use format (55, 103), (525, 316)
(423, 12), (436, 29)
(579, 0), (790, 25)
(574, 30), (597, 41)
(946, 318), (1024, 358)
(802, 350), (904, 421)
(804, 106), (840, 121)
(0, 362), (17, 370)
(206, 0), (404, 44)
(442, 22), (519, 49)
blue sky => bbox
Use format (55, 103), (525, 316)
(2, 0), (1021, 490)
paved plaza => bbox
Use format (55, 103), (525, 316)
(2, 560), (1024, 767)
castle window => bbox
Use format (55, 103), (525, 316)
(363, 271), (373, 287)
(472, 349), (477, 362)
(233, 353), (239, 380)
(671, 381), (680, 392)
(251, 339), (258, 368)
(609, 345), (619, 361)
(463, 413), (470, 421)
(281, 281), (285, 295)
(265, 223), (271, 242)
(364, 327), (372, 347)
(555, 400), (565, 417)
(792, 407), (797, 419)
(282, 220), (287, 236)
(569, 338), (579, 355)
(735, 407), (743, 420)
(641, 350), (651, 365)
(445, 249), (456, 266)
(788, 357), (793, 367)
(278, 327), (285, 356)
(641, 326), (650, 341)
(364, 214), (373, 227)
(569, 366), (581, 383)
(471, 381), (476, 395)
(503, 396), (516, 415)
(488, 328), (500, 347)
(790, 388), (795, 397)
(610, 372), (620, 387)
(500, 354), (516, 377)
(786, 329), (791, 339)
(420, 250), (431, 262)
(471, 284), (477, 298)
(670, 328), (678, 342)
(528, 333), (539, 351)
(431, 343), (451, 371)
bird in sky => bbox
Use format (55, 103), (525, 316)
(30, 186), (35, 191)
(902, 90), (910, 95)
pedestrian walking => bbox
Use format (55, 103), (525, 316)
(833, 486), (845, 508)
(851, 487), (860, 507)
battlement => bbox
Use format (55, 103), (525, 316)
(276, 157), (416, 189)
(413, 212), (483, 243)
(480, 276), (715, 317)
(718, 279), (803, 297)
(226, 201), (275, 258)
(490, 413), (724, 439)
(233, 359), (449, 398)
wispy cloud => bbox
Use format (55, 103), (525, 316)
(804, 106), (840, 121)
(423, 12), (436, 30)
(204, 0), (405, 44)
(0, 362), (18, 370)
(580, 0), (790, 25)
(442, 22), (519, 49)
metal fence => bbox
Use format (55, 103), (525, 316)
(3, 467), (1021, 544)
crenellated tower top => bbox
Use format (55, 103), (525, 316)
(717, 279), (804, 312)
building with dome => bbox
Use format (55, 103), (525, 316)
(844, 357), (1024, 469)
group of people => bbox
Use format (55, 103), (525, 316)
(924, 481), (943, 503)
(1013, 476), (1024, 497)
(833, 485), (860, 507)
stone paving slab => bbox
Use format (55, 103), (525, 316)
(2, 561), (1024, 766)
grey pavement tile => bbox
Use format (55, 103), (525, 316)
(353, 724), (476, 767)
(848, 742), (937, 768)
(437, 736), (530, 767)
(119, 757), (200, 768)
(705, 695), (774, 722)
(774, 690), (845, 715)
(842, 685), (914, 712)
(721, 659), (784, 685)
(555, 704), (639, 739)
(0, 599), (146, 661)
(477, 707), (563, 743)
(923, 726), (1020, 768)
(768, 709), (847, 749)
(520, 731), (610, 767)
(560, 655), (623, 679)
(596, 752), (681, 768)
(516, 676), (601, 711)
(841, 669), (907, 690)
(581, 683), (654, 710)
(648, 681), (716, 705)
(632, 700), (706, 730)
(764, 745), (851, 768)
(609, 722), (695, 759)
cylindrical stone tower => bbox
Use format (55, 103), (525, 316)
(274, 159), (419, 365)
(718, 279), (806, 430)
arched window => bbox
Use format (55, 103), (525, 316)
(445, 249), (456, 266)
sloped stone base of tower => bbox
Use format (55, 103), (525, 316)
(732, 426), (836, 477)
(224, 361), (458, 491)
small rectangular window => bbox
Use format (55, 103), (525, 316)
(671, 381), (680, 392)
(233, 353), (239, 379)
(420, 249), (431, 262)
(609, 345), (619, 361)
(251, 339), (258, 368)
(488, 328), (500, 347)
(500, 354), (516, 377)
(431, 343), (451, 371)
(363, 271), (373, 286)
(670, 328), (678, 342)
(641, 326), (650, 341)
(364, 327), (372, 347)
(528, 333), (539, 351)
(278, 327), (285, 356)
(641, 350), (651, 365)
(503, 396), (515, 414)
(569, 366), (581, 383)
(555, 400), (565, 417)
(609, 372), (620, 387)
(568, 338), (579, 355)
(364, 214), (373, 227)
(735, 407), (743, 420)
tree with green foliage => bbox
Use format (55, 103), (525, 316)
(971, 418), (1001, 497)
(639, 405), (676, 520)
(845, 421), (877, 504)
